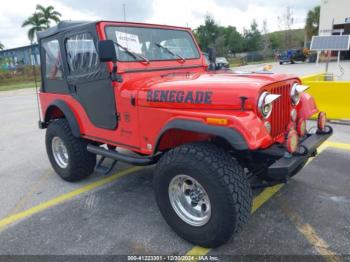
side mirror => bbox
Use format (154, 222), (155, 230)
(208, 48), (216, 64)
(98, 40), (117, 62)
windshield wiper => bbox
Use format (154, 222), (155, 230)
(154, 43), (186, 62)
(113, 41), (149, 64)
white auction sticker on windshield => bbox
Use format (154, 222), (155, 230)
(115, 31), (142, 54)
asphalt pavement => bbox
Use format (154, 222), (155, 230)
(0, 86), (349, 259)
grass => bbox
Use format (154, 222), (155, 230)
(229, 58), (276, 68)
(0, 81), (40, 92)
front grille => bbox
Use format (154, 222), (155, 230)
(270, 84), (291, 138)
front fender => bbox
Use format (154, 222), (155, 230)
(298, 93), (319, 120)
(154, 118), (249, 153)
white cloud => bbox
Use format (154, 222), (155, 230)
(147, 0), (317, 33)
(0, 0), (99, 48)
(0, 0), (320, 49)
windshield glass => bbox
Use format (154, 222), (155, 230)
(105, 26), (200, 62)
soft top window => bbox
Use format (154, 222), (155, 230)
(43, 39), (63, 80)
(105, 26), (200, 62)
(65, 33), (99, 73)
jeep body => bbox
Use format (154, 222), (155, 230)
(37, 21), (332, 247)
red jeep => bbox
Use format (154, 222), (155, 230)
(37, 21), (332, 247)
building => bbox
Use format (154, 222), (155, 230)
(319, 0), (350, 58)
(0, 44), (40, 68)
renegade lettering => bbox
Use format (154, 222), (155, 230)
(146, 90), (213, 104)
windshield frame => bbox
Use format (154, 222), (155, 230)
(104, 25), (201, 63)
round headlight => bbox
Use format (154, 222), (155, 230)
(291, 83), (301, 105)
(263, 104), (272, 116)
(258, 92), (273, 118)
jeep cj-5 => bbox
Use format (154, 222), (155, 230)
(37, 21), (332, 247)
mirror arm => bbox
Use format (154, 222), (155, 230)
(110, 61), (123, 82)
(208, 62), (216, 71)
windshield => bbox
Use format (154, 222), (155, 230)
(105, 26), (200, 62)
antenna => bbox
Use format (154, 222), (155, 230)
(123, 3), (126, 21)
(30, 43), (41, 124)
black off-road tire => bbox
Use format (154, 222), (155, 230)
(153, 142), (252, 248)
(46, 119), (96, 182)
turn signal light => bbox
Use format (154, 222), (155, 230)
(286, 129), (299, 153)
(206, 117), (228, 126)
(317, 112), (327, 132)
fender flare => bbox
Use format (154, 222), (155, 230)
(45, 100), (81, 137)
(154, 119), (248, 153)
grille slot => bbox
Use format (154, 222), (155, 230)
(270, 84), (291, 138)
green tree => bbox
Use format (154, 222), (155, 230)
(268, 32), (283, 50)
(193, 15), (220, 52)
(22, 13), (46, 43)
(35, 4), (62, 28)
(243, 20), (262, 51)
(223, 26), (243, 54)
(214, 34), (227, 56)
(0, 42), (4, 50)
(305, 6), (320, 41)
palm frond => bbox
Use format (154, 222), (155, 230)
(35, 4), (45, 12)
(34, 4), (61, 28)
(22, 12), (47, 42)
(51, 11), (62, 17)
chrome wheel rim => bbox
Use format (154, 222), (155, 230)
(51, 136), (69, 169)
(168, 174), (211, 226)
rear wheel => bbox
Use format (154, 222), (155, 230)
(46, 119), (96, 182)
(153, 142), (252, 248)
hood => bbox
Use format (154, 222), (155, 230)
(137, 71), (298, 110)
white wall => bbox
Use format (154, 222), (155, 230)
(319, 0), (350, 35)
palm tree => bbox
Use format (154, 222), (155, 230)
(0, 42), (4, 50)
(22, 13), (46, 43)
(35, 4), (61, 28)
(305, 6), (320, 41)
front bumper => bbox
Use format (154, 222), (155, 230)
(261, 126), (333, 180)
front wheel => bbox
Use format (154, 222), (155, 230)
(153, 142), (252, 248)
(46, 119), (96, 182)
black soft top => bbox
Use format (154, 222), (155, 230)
(37, 21), (95, 39)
